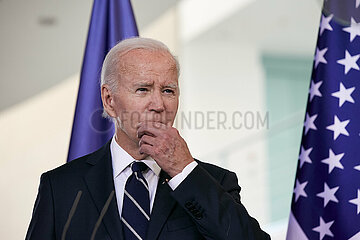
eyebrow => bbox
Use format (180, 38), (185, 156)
(133, 82), (153, 88)
(133, 82), (178, 89)
(163, 84), (178, 89)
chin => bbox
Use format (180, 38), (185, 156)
(134, 152), (149, 160)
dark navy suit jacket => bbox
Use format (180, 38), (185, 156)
(26, 141), (270, 240)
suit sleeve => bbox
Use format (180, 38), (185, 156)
(170, 164), (270, 240)
(25, 173), (56, 240)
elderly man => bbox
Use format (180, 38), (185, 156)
(26, 37), (270, 240)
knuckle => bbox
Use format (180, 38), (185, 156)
(154, 147), (161, 155)
(163, 134), (169, 141)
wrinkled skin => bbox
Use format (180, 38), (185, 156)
(101, 49), (193, 177)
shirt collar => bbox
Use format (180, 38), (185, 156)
(110, 136), (161, 178)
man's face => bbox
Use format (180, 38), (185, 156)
(108, 49), (179, 145)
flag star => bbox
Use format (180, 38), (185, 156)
(309, 80), (323, 101)
(304, 113), (317, 134)
(321, 149), (344, 173)
(314, 47), (328, 68)
(319, 14), (333, 36)
(348, 231), (360, 240)
(326, 115), (350, 140)
(337, 50), (360, 74)
(331, 82), (355, 107)
(294, 179), (308, 202)
(299, 146), (313, 168)
(316, 183), (339, 207)
(355, 165), (360, 171)
(343, 18), (360, 42)
(349, 189), (360, 214)
(312, 217), (334, 240)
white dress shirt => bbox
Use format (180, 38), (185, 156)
(110, 136), (198, 217)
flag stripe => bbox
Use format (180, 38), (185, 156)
(287, 1), (360, 239)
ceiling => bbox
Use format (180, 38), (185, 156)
(187, 0), (321, 56)
(0, 0), (177, 112)
(0, 0), (322, 112)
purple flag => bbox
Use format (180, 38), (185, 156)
(287, 0), (360, 239)
(67, 0), (138, 161)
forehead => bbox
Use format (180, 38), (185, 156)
(117, 48), (177, 76)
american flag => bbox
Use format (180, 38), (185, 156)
(287, 1), (360, 239)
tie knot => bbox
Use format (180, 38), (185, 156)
(131, 161), (148, 173)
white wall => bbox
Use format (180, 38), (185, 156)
(0, 75), (79, 239)
(179, 39), (269, 225)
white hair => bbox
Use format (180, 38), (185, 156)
(100, 37), (180, 120)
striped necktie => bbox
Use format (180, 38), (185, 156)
(121, 161), (150, 240)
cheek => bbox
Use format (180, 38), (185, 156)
(169, 96), (179, 108)
(165, 98), (179, 116)
(114, 95), (145, 113)
(120, 101), (149, 128)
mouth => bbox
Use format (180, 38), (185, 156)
(141, 118), (167, 125)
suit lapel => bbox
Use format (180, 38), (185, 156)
(84, 143), (123, 240)
(146, 171), (177, 240)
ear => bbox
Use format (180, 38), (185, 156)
(101, 84), (117, 118)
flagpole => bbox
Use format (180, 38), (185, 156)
(67, 0), (139, 162)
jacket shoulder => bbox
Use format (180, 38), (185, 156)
(195, 159), (235, 182)
(43, 142), (110, 178)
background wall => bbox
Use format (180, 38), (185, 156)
(0, 0), (322, 239)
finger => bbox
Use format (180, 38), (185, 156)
(137, 122), (167, 138)
(139, 135), (155, 146)
(139, 144), (154, 156)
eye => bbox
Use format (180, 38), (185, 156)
(136, 88), (148, 93)
(163, 89), (175, 94)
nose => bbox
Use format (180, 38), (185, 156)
(149, 90), (165, 113)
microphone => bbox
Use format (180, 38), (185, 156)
(90, 190), (115, 240)
(60, 190), (115, 240)
(61, 190), (82, 240)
